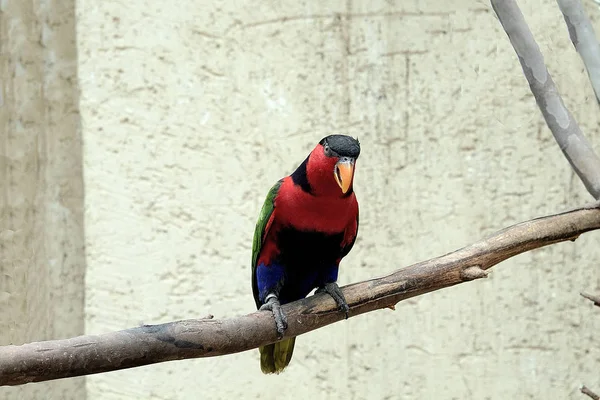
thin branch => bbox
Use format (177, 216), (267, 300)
(557, 0), (600, 105)
(580, 291), (600, 306)
(582, 385), (600, 400)
(491, 0), (600, 200)
(0, 204), (599, 386)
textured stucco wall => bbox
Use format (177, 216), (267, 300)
(0, 0), (85, 399)
(78, 0), (600, 399)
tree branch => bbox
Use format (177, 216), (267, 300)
(557, 0), (600, 105)
(582, 385), (600, 400)
(491, 0), (600, 199)
(0, 204), (599, 386)
(581, 291), (600, 306)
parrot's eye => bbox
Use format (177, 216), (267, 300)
(323, 143), (337, 157)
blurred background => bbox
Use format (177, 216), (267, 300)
(2, 0), (600, 398)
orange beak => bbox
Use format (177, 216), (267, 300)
(334, 158), (355, 194)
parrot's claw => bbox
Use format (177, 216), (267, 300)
(260, 296), (287, 338)
(317, 282), (350, 319)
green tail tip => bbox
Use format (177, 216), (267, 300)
(259, 337), (296, 374)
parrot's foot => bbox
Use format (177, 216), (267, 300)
(260, 295), (287, 339)
(317, 282), (350, 319)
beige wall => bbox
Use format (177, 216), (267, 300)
(78, 0), (600, 398)
(0, 0), (85, 399)
(2, 0), (600, 398)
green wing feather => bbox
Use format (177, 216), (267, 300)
(251, 180), (295, 374)
(251, 179), (283, 308)
(251, 180), (297, 374)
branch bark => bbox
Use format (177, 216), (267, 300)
(491, 0), (600, 199)
(1, 203), (599, 386)
(581, 291), (600, 306)
(557, 0), (600, 105)
(582, 385), (600, 400)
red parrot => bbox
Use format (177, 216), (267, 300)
(251, 135), (360, 374)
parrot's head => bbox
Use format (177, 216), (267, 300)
(306, 134), (360, 197)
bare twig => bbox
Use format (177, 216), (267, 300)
(582, 385), (600, 400)
(491, 0), (600, 199)
(557, 0), (600, 104)
(580, 291), (600, 306)
(0, 204), (599, 386)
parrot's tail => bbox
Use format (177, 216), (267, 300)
(259, 337), (296, 374)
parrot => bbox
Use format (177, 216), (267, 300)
(251, 134), (360, 374)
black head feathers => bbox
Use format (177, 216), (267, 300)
(319, 135), (361, 159)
